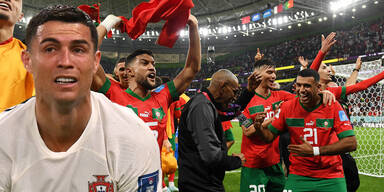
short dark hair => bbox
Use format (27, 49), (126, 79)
(297, 69), (320, 82)
(254, 59), (275, 69)
(116, 57), (126, 65)
(125, 49), (154, 67)
(25, 5), (98, 52)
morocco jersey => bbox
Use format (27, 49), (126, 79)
(98, 78), (179, 149)
(0, 92), (161, 192)
(241, 90), (295, 168)
(268, 97), (355, 178)
(0, 38), (34, 112)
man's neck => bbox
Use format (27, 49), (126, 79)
(128, 81), (150, 98)
(0, 23), (14, 43)
(302, 94), (322, 109)
(35, 96), (92, 152)
(255, 85), (271, 98)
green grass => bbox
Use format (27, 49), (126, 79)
(221, 122), (384, 192)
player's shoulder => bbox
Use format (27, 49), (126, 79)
(0, 97), (35, 127)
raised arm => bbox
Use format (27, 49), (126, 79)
(310, 32), (337, 71)
(345, 57), (362, 86)
(91, 15), (122, 91)
(173, 15), (201, 94)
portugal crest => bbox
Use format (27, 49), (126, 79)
(89, 175), (114, 192)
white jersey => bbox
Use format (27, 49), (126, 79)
(0, 92), (161, 192)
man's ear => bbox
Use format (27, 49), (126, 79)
(21, 50), (32, 73)
(93, 51), (101, 74)
(18, 12), (24, 22)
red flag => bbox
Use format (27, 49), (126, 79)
(120, 0), (194, 48)
(78, 3), (100, 24)
(241, 16), (251, 24)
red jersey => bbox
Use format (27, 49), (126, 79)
(268, 97), (355, 178)
(99, 78), (179, 149)
(242, 90), (295, 168)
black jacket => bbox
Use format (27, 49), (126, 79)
(178, 90), (242, 192)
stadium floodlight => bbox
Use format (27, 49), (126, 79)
(272, 18), (277, 25)
(261, 31), (264, 34)
(330, 0), (355, 12)
(352, 8), (356, 12)
(298, 23), (302, 27)
(333, 14), (337, 18)
(222, 27), (228, 34)
(234, 34), (237, 37)
(307, 21), (312, 24)
(227, 26), (232, 33)
(311, 12), (315, 16)
(362, 4), (366, 8)
(242, 24), (247, 30)
(277, 17), (283, 25)
(339, 12), (344, 16)
(319, 18), (323, 22)
(251, 32), (255, 35)
(288, 25), (292, 29)
(324, 17), (328, 21)
(374, 1), (378, 4)
(215, 36), (218, 39)
(269, 29), (272, 32)
(283, 16), (289, 23)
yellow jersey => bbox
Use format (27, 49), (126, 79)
(0, 38), (34, 112)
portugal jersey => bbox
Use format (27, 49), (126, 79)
(99, 78), (179, 149)
(242, 90), (295, 168)
(0, 92), (161, 191)
(0, 38), (34, 112)
(268, 97), (355, 178)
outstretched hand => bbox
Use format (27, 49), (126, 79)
(355, 57), (362, 70)
(319, 90), (336, 106)
(320, 32), (337, 54)
(287, 137), (314, 157)
(298, 56), (308, 69)
(255, 48), (265, 61)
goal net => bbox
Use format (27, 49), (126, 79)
(333, 58), (384, 177)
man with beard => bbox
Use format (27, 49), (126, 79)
(93, 15), (201, 153)
(0, 0), (34, 112)
(255, 69), (357, 192)
(178, 69), (245, 192)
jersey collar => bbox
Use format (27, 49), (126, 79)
(125, 88), (151, 101)
(254, 91), (271, 100)
(0, 37), (13, 45)
(299, 95), (322, 112)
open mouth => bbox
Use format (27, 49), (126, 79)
(147, 73), (156, 80)
(55, 77), (77, 84)
(0, 2), (11, 11)
(300, 94), (309, 102)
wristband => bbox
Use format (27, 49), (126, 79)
(313, 146), (320, 156)
(353, 68), (360, 72)
(100, 15), (121, 32)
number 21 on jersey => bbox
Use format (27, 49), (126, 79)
(303, 128), (318, 144)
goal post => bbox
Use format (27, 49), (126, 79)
(333, 59), (384, 177)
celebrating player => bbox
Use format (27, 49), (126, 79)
(255, 69), (357, 192)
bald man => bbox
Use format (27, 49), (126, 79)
(178, 69), (245, 192)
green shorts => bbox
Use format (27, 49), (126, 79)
(224, 129), (234, 142)
(284, 174), (346, 192)
(240, 163), (285, 192)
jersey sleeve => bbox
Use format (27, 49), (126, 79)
(116, 116), (162, 192)
(153, 81), (180, 108)
(333, 102), (355, 139)
(97, 77), (122, 99)
(326, 86), (345, 100)
(310, 50), (326, 71)
(345, 70), (384, 97)
(0, 149), (12, 191)
(268, 102), (288, 135)
(279, 90), (296, 101)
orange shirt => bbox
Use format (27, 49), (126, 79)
(0, 38), (34, 112)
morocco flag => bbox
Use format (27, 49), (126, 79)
(274, 4), (283, 14)
(284, 0), (294, 10)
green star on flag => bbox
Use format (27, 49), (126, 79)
(284, 0), (294, 10)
